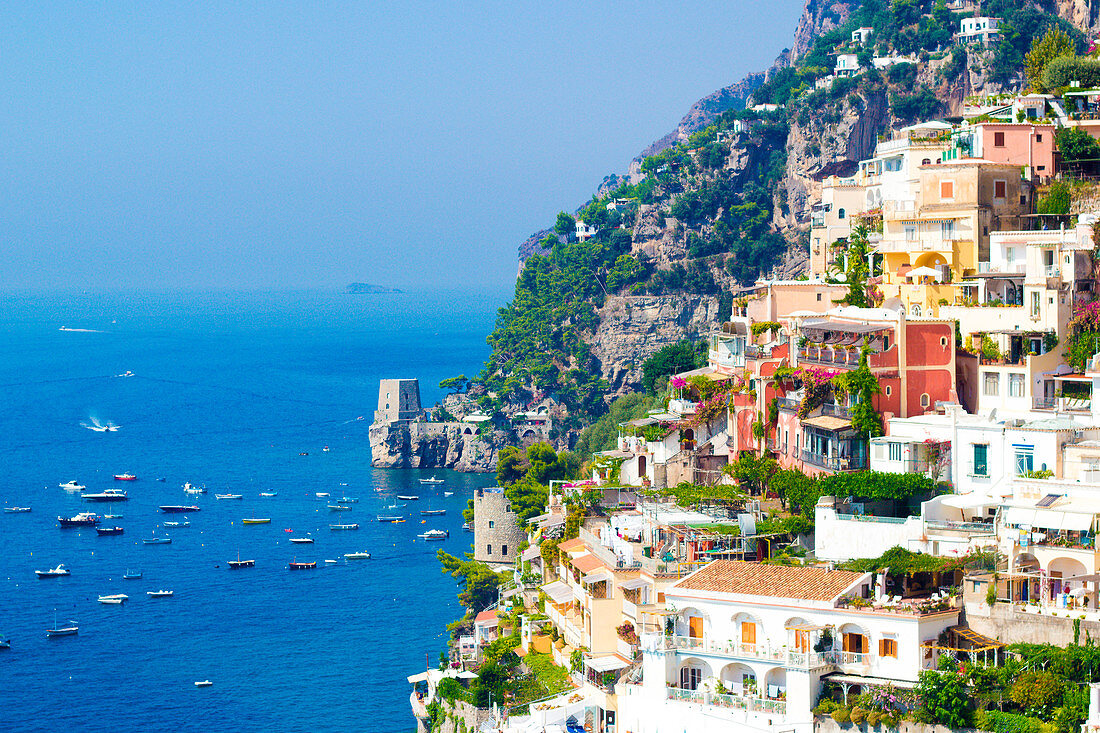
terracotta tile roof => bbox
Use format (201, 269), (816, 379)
(570, 553), (605, 573)
(475, 609), (498, 625)
(674, 560), (865, 601)
(557, 538), (586, 553)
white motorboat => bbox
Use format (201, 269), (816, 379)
(419, 477), (444, 484)
(163, 521), (190, 528)
(315, 492), (330, 498)
(82, 489), (128, 502)
(417, 529), (449, 541)
(215, 494), (243, 500)
(195, 680), (213, 687)
(289, 537), (314, 544)
(260, 492), (277, 497)
(98, 594), (128, 604)
(36, 564), (71, 578)
(60, 480), (85, 491)
(4, 506), (31, 513)
(183, 483), (206, 495)
(443, 491), (454, 497)
(344, 551), (371, 560)
(147, 590), (174, 598)
(328, 505), (352, 512)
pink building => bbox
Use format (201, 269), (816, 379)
(951, 123), (1056, 183)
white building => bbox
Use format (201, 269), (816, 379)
(834, 53), (860, 77)
(957, 17), (1002, 46)
(576, 220), (598, 241)
(852, 27), (873, 46)
(618, 561), (959, 733)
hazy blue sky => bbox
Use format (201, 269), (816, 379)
(0, 2), (805, 291)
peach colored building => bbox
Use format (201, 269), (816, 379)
(949, 122), (1056, 183)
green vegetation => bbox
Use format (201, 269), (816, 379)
(833, 347), (884, 437)
(572, 391), (661, 460)
(1037, 181), (1071, 216)
(436, 551), (506, 614)
(1025, 27), (1077, 91)
(497, 442), (579, 523)
(1043, 55), (1100, 91)
(641, 340), (707, 394)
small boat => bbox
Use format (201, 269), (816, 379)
(328, 505), (352, 512)
(420, 509), (446, 516)
(377, 515), (403, 522)
(143, 536), (172, 545)
(324, 559), (338, 565)
(4, 506), (31, 513)
(183, 482), (206, 494)
(322, 446), (330, 452)
(114, 474), (137, 481)
(462, 522), (473, 532)
(96, 526), (124, 536)
(0, 638), (10, 649)
(98, 594), (128, 604)
(47, 613), (78, 637)
(103, 514), (123, 519)
(82, 489), (128, 502)
(260, 492), (277, 497)
(59, 480), (85, 491)
(123, 570), (142, 580)
(299, 452), (309, 456)
(443, 491), (454, 497)
(315, 492), (330, 498)
(157, 477), (166, 482)
(147, 590), (174, 598)
(228, 558), (255, 569)
(36, 564), (71, 578)
(289, 537), (314, 544)
(344, 551), (371, 560)
(419, 477), (444, 484)
(216, 494), (243, 500)
(418, 529), (449, 541)
(195, 680), (212, 687)
(163, 521), (190, 528)
(160, 505), (199, 513)
(58, 512), (100, 527)
(397, 495), (419, 501)
(241, 518), (270, 524)
(337, 497), (359, 503)
(329, 523), (359, 530)
(289, 561), (317, 570)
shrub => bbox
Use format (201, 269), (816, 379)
(1043, 56), (1100, 90)
(866, 710), (883, 727)
(850, 706), (868, 724)
(832, 707), (851, 724)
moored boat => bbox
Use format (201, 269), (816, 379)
(96, 526), (124, 536)
(260, 491), (277, 497)
(183, 482), (206, 494)
(420, 509), (446, 516)
(147, 590), (174, 597)
(4, 506), (31, 513)
(114, 474), (137, 481)
(419, 477), (444, 484)
(123, 569), (142, 579)
(328, 505), (351, 512)
(59, 480), (85, 491)
(344, 551), (371, 560)
(58, 512), (100, 527)
(315, 492), (329, 498)
(289, 537), (314, 543)
(0, 637), (9, 649)
(288, 561), (317, 570)
(228, 558), (255, 569)
(36, 564), (71, 578)
(418, 529), (449, 541)
(396, 495), (419, 501)
(98, 594), (128, 604)
(160, 505), (199, 513)
(376, 515), (402, 522)
(329, 523), (359, 530)
(47, 614), (78, 637)
(337, 496), (359, 503)
(163, 521), (189, 528)
(215, 494), (242, 500)
(443, 491), (454, 497)
(195, 680), (212, 687)
(143, 536), (172, 545)
(241, 518), (270, 524)
(462, 522), (473, 532)
(82, 489), (128, 502)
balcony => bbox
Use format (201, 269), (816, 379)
(821, 403), (851, 418)
(801, 451), (868, 472)
(776, 397), (801, 412)
(797, 346), (860, 367)
(875, 238), (970, 254)
(669, 688), (788, 715)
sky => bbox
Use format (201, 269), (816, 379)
(0, 1), (806, 291)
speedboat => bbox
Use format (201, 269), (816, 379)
(324, 559), (338, 565)
(103, 514), (123, 519)
(443, 491), (454, 497)
(183, 483), (206, 495)
(36, 564), (71, 578)
(83, 489), (128, 502)
(315, 492), (330, 498)
(328, 505), (352, 512)
(114, 474), (137, 481)
(96, 526), (124, 536)
(289, 537), (314, 544)
(420, 509), (446, 516)
(337, 497), (359, 503)
(260, 492), (277, 497)
(163, 521), (189, 528)
(419, 477), (444, 484)
(241, 518), (270, 524)
(376, 515), (402, 522)
(417, 529), (449, 541)
(322, 446), (330, 452)
(123, 570), (142, 580)
(4, 506), (31, 513)
(329, 523), (359, 530)
(215, 494), (242, 500)
(59, 480), (85, 491)
(462, 522), (473, 532)
(288, 561), (317, 570)
(344, 551), (371, 560)
(98, 594), (128, 604)
(160, 505), (199, 513)
(58, 512), (100, 527)
(0, 637), (9, 649)
(195, 680), (213, 687)
(396, 495), (419, 501)
(143, 536), (172, 545)
(157, 477), (166, 482)
(147, 590), (174, 597)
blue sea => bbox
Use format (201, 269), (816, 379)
(0, 288), (508, 732)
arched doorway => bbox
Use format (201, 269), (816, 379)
(678, 658), (712, 691)
(719, 662), (756, 696)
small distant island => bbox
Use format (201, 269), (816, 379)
(344, 282), (403, 294)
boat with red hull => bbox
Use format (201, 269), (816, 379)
(288, 561), (317, 570)
(114, 474), (137, 481)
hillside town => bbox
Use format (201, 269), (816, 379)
(402, 13), (1100, 733)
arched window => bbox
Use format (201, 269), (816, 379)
(838, 208), (846, 219)
(911, 304), (921, 317)
(920, 393), (930, 408)
(922, 158), (931, 165)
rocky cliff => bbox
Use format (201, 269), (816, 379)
(369, 421), (503, 473)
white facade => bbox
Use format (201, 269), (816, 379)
(834, 53), (859, 77)
(957, 17), (1001, 45)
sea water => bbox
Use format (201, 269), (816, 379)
(0, 288), (507, 732)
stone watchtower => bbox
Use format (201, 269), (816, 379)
(473, 487), (527, 566)
(375, 379), (422, 423)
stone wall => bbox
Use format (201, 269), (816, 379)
(422, 698), (493, 733)
(963, 599), (1100, 646)
(376, 378), (422, 423)
(369, 421), (500, 472)
(473, 487), (527, 565)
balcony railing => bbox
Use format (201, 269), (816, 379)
(821, 403), (851, 418)
(798, 347), (860, 367)
(801, 451), (868, 472)
(776, 397), (800, 412)
(1033, 396), (1056, 410)
(669, 687), (787, 715)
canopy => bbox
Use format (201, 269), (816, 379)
(407, 671), (430, 683)
(521, 546), (542, 562)
(455, 670), (479, 679)
(1003, 506), (1095, 531)
(907, 266), (941, 279)
(541, 580), (574, 605)
(583, 655), (630, 672)
(582, 569), (613, 584)
(940, 493), (997, 509)
(619, 577), (651, 590)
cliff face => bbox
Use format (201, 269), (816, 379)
(638, 72), (766, 159)
(369, 422), (502, 473)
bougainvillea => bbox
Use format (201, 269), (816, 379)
(1067, 301), (1100, 371)
(794, 365), (841, 419)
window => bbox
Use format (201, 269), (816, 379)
(920, 393), (931, 408)
(904, 225), (917, 240)
(983, 373), (999, 396)
(879, 638), (898, 658)
(922, 158), (931, 165)
(816, 293), (822, 301)
(741, 621), (757, 646)
(501, 545), (508, 556)
(994, 131), (1005, 147)
(941, 220), (954, 239)
(885, 385), (892, 396)
(1036, 133), (1043, 143)
(1015, 446), (1035, 476)
(973, 444), (988, 476)
(486, 544), (492, 555)
(940, 337), (948, 347)
(994, 180), (1006, 199)
(1009, 373), (1025, 397)
(889, 442), (902, 462)
(488, 520), (495, 529)
(680, 666), (704, 691)
(941, 180), (954, 199)
(838, 208), (846, 219)
(843, 632), (868, 654)
(1031, 291), (1041, 317)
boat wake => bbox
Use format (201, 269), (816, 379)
(59, 326), (104, 333)
(82, 416), (120, 432)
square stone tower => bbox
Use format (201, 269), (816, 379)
(375, 379), (422, 423)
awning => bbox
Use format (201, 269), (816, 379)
(786, 623), (827, 631)
(407, 671), (430, 683)
(1004, 506), (1095, 531)
(583, 569), (613, 584)
(801, 415), (853, 431)
(824, 673), (916, 689)
(583, 655), (631, 672)
(521, 546), (542, 562)
(619, 577), (651, 590)
(541, 580), (574, 605)
(940, 493), (997, 509)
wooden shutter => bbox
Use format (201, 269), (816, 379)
(742, 622), (756, 645)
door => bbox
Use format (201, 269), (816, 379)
(741, 621), (757, 647)
(794, 629), (810, 652)
(689, 616), (703, 640)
